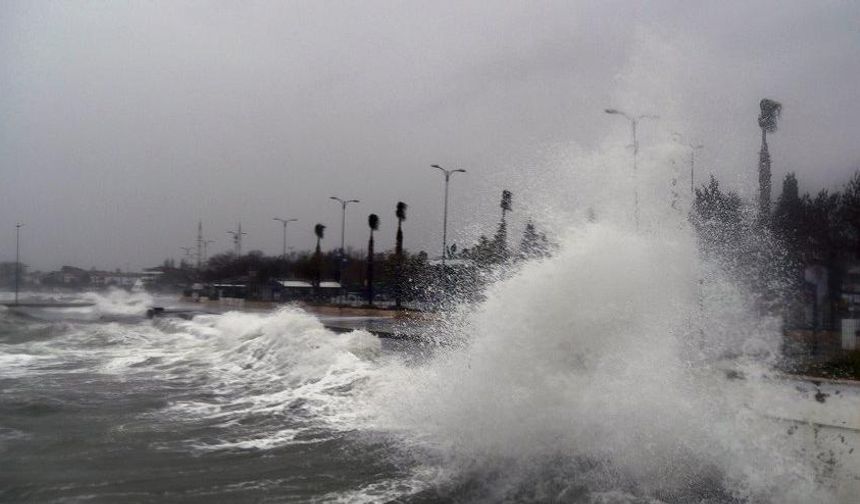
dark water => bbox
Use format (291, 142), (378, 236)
(1, 289), (857, 504)
(0, 370), (408, 503)
(0, 299), (422, 503)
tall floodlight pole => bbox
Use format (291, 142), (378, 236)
(673, 133), (704, 197)
(273, 217), (298, 260)
(431, 164), (466, 295)
(605, 109), (658, 230)
(15, 223), (23, 305)
(329, 197), (359, 282)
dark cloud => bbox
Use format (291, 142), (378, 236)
(1, 1), (859, 270)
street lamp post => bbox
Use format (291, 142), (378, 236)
(227, 224), (247, 256)
(605, 108), (658, 229)
(202, 240), (214, 264)
(181, 246), (195, 266)
(329, 196), (359, 283)
(672, 133), (704, 197)
(431, 164), (466, 295)
(273, 217), (298, 260)
(15, 223), (23, 305)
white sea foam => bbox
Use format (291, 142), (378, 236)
(2, 231), (856, 502)
(363, 223), (851, 503)
(128, 307), (387, 451)
(82, 289), (154, 317)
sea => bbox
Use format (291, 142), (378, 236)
(2, 224), (859, 503)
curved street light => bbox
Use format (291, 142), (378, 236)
(431, 164), (466, 295)
(672, 132), (704, 197)
(329, 196), (360, 284)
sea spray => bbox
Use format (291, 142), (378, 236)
(82, 288), (155, 317)
(366, 223), (834, 503)
(149, 307), (385, 450)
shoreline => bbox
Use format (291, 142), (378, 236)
(171, 297), (860, 383)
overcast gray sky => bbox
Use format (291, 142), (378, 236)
(2, 1), (859, 271)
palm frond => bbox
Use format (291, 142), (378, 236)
(758, 98), (782, 133)
(501, 190), (513, 212)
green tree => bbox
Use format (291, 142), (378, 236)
(840, 171), (860, 258)
(519, 220), (550, 259)
(691, 175), (745, 264)
(772, 172), (804, 259)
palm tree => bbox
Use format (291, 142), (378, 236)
(501, 190), (512, 218)
(366, 214), (379, 306)
(394, 202), (407, 309)
(313, 224), (325, 294)
(494, 190), (513, 261)
(758, 98), (782, 221)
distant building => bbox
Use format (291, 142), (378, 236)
(840, 265), (860, 318)
(0, 262), (27, 287)
(89, 270), (143, 288)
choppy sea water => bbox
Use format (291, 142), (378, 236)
(2, 226), (860, 503)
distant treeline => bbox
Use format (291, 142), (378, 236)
(153, 191), (553, 305)
(690, 170), (860, 327)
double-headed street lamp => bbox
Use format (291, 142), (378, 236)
(431, 164), (466, 294)
(329, 196), (359, 282)
(180, 246), (195, 264)
(273, 217), (298, 260)
(672, 133), (704, 197)
(605, 108), (659, 229)
(227, 224), (247, 256)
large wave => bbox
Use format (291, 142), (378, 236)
(362, 223), (853, 503)
(2, 241), (856, 502)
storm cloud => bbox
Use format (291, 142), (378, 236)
(2, 1), (859, 270)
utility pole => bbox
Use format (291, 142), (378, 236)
(15, 223), (23, 305)
(431, 164), (466, 296)
(605, 108), (659, 230)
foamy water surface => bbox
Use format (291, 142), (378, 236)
(1, 228), (859, 504)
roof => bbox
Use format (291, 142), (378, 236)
(319, 281), (342, 288)
(278, 280), (313, 288)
